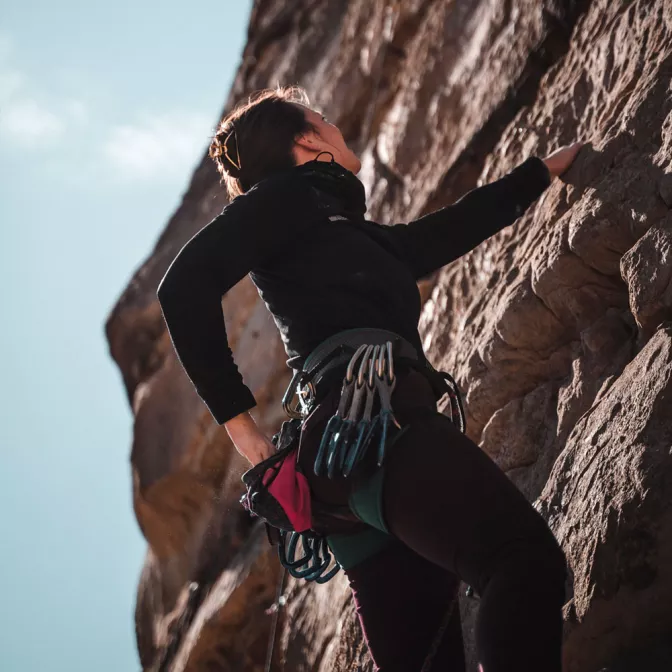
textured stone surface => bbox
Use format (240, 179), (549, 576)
(106, 0), (672, 669)
(621, 216), (672, 337)
(538, 326), (672, 672)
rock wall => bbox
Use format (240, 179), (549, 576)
(106, 1), (672, 670)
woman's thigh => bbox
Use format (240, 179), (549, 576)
(381, 408), (561, 594)
(343, 537), (465, 672)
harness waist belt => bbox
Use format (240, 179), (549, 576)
(303, 327), (420, 373)
(282, 328), (422, 418)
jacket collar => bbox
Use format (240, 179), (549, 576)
(293, 158), (367, 219)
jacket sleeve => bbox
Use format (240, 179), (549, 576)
(384, 156), (552, 280)
(156, 174), (317, 425)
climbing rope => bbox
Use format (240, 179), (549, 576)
(264, 566), (287, 672)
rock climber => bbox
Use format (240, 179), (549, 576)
(157, 85), (582, 672)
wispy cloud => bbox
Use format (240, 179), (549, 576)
(0, 35), (86, 148)
(63, 99), (89, 125)
(0, 32), (212, 185)
(102, 112), (212, 180)
(1, 98), (65, 145)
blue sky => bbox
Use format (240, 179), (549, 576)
(0, 2), (252, 669)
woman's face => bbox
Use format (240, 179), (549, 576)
(293, 105), (362, 175)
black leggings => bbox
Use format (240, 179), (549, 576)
(298, 367), (568, 672)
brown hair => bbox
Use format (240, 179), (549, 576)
(209, 85), (317, 200)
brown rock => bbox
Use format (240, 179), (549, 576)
(556, 310), (636, 440)
(480, 380), (557, 472)
(621, 215), (672, 337)
(538, 326), (672, 672)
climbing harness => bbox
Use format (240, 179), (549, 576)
(241, 328), (467, 588)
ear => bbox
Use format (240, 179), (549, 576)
(294, 131), (318, 151)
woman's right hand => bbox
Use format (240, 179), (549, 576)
(542, 141), (584, 178)
(224, 411), (276, 466)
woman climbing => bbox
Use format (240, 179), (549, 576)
(157, 85), (582, 672)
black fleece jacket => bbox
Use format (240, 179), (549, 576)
(157, 157), (551, 425)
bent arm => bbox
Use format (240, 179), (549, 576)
(157, 204), (258, 425)
(386, 156), (552, 280)
(157, 174), (316, 425)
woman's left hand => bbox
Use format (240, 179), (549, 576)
(543, 141), (584, 178)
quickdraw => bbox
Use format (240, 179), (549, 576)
(314, 341), (402, 479)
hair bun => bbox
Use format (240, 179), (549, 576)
(209, 127), (242, 178)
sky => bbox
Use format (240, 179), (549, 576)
(0, 2), (253, 670)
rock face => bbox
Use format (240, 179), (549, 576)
(106, 1), (672, 670)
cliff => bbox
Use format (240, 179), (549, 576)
(106, 1), (672, 670)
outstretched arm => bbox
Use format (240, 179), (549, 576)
(157, 173), (317, 427)
(384, 156), (552, 280)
